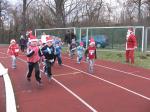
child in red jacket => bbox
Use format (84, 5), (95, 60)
(85, 38), (97, 73)
(7, 39), (19, 69)
(26, 35), (42, 85)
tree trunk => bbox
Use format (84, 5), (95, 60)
(22, 0), (27, 35)
(55, 0), (65, 27)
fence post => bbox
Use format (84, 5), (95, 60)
(141, 26), (145, 52)
(86, 28), (89, 48)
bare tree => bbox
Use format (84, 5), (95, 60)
(22, 0), (34, 34)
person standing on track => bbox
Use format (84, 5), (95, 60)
(19, 35), (27, 53)
(41, 36), (55, 81)
(125, 27), (137, 64)
(26, 35), (42, 85)
(7, 39), (20, 69)
(85, 37), (97, 73)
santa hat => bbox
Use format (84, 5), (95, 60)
(128, 27), (134, 33)
(29, 35), (38, 42)
(10, 39), (16, 43)
(80, 42), (83, 46)
(26, 30), (32, 36)
(46, 36), (53, 43)
(89, 37), (95, 45)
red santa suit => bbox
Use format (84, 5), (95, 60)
(125, 28), (137, 64)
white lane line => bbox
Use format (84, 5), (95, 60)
(0, 56), (9, 59)
(0, 51), (7, 55)
(62, 64), (150, 101)
(63, 56), (150, 81)
(54, 72), (81, 77)
(18, 58), (98, 112)
(0, 63), (17, 112)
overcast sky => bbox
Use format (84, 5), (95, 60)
(7, 0), (123, 5)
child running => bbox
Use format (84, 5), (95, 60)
(86, 38), (97, 73)
(54, 39), (62, 65)
(70, 39), (77, 59)
(41, 36), (55, 81)
(76, 42), (85, 64)
(26, 35), (42, 85)
(7, 39), (19, 69)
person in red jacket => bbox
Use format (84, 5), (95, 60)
(7, 39), (19, 69)
(125, 27), (137, 64)
(85, 37), (97, 73)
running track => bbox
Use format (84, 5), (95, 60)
(0, 46), (150, 112)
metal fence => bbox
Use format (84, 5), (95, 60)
(34, 26), (148, 52)
(76, 26), (144, 52)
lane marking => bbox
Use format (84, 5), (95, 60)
(18, 58), (98, 112)
(62, 63), (150, 101)
(63, 56), (150, 81)
(54, 72), (81, 77)
(0, 56), (9, 59)
(0, 63), (17, 112)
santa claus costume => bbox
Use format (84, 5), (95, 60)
(125, 27), (137, 64)
(7, 39), (20, 69)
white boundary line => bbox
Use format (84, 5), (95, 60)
(63, 56), (150, 81)
(54, 72), (81, 77)
(18, 58), (98, 112)
(0, 63), (17, 112)
(0, 56), (9, 59)
(62, 64), (150, 101)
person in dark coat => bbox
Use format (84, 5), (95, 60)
(19, 35), (27, 52)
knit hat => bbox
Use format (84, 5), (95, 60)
(46, 36), (53, 43)
(89, 37), (95, 45)
(10, 39), (16, 43)
(80, 42), (83, 46)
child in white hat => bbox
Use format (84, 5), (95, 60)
(85, 37), (97, 73)
(26, 35), (42, 86)
(7, 39), (20, 69)
(41, 36), (55, 82)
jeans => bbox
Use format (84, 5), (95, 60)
(11, 55), (17, 68)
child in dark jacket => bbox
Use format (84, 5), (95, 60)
(70, 39), (77, 59)
(42, 36), (55, 81)
(54, 40), (62, 65)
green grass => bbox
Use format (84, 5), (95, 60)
(97, 50), (150, 69)
(62, 46), (150, 69)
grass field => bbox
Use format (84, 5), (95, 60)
(62, 46), (150, 69)
(96, 50), (150, 69)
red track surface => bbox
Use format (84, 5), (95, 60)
(0, 46), (150, 112)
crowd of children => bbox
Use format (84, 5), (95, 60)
(7, 30), (98, 86)
(6, 27), (137, 87)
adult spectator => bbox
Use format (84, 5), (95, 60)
(19, 35), (27, 52)
(125, 27), (137, 64)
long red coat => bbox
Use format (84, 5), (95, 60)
(126, 33), (137, 50)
